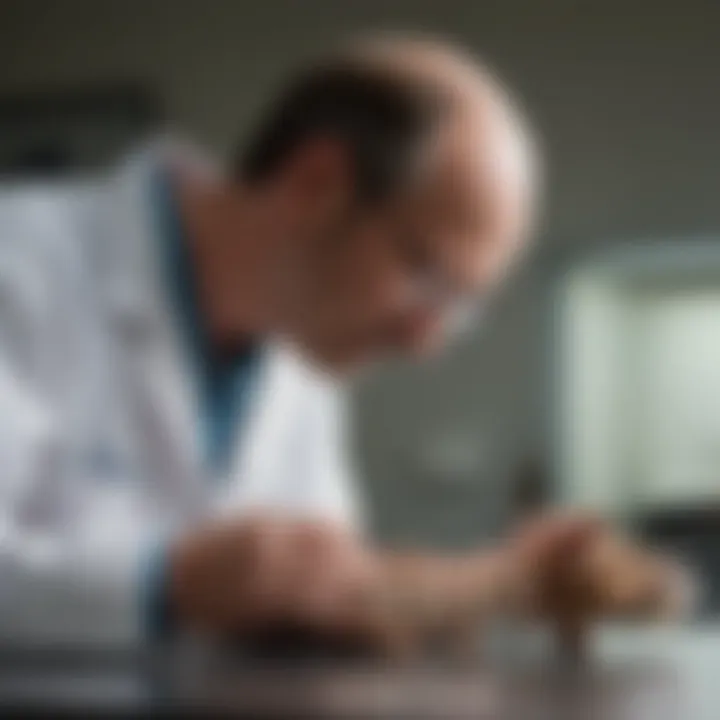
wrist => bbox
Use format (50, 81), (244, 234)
(470, 547), (517, 615)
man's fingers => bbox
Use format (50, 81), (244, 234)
(516, 512), (602, 567)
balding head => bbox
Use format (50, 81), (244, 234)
(238, 34), (537, 205)
(231, 35), (540, 371)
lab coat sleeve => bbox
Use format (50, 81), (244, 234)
(0, 210), (151, 646)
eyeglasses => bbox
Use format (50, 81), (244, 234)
(390, 224), (486, 341)
(407, 274), (485, 341)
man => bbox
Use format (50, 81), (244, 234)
(0, 36), (688, 650)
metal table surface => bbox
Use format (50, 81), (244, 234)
(0, 626), (716, 718)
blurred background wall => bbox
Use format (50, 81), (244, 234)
(0, 0), (719, 552)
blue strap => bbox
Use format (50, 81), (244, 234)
(151, 171), (260, 475)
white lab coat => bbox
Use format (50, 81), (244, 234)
(0, 141), (360, 645)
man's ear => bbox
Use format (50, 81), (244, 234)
(285, 136), (354, 217)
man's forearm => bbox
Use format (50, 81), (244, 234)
(374, 549), (510, 622)
(339, 547), (512, 656)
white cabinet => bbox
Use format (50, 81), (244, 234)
(556, 243), (720, 514)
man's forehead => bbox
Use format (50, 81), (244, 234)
(409, 107), (535, 231)
(386, 103), (536, 295)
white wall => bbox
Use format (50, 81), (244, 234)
(2, 0), (719, 543)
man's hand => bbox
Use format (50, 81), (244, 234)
(168, 516), (375, 635)
(499, 512), (696, 656)
(351, 513), (697, 661)
(499, 511), (602, 618)
(502, 512), (695, 621)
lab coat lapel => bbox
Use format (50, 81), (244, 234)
(98, 144), (207, 520)
(217, 340), (303, 515)
(219, 343), (281, 510)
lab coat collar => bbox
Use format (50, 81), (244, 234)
(99, 135), (217, 338)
